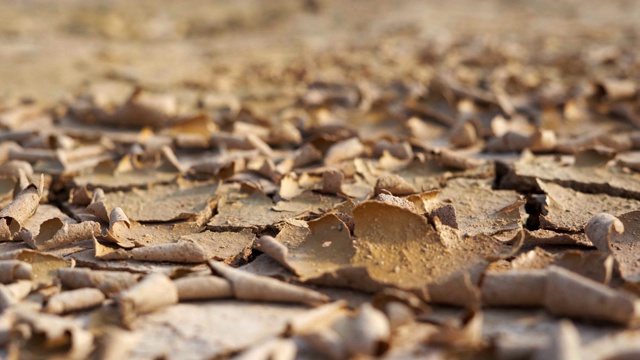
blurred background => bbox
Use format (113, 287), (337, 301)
(1, 0), (639, 103)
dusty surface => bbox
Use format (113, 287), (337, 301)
(1, 0), (640, 359)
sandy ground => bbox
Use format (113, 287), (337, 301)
(1, 0), (639, 102)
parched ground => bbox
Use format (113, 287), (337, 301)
(1, 0), (640, 359)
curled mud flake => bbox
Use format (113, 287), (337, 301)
(544, 266), (640, 325)
(94, 238), (131, 260)
(246, 133), (275, 157)
(486, 131), (532, 153)
(174, 276), (233, 301)
(529, 129), (557, 153)
(68, 186), (93, 206)
(585, 211), (640, 282)
(286, 300), (349, 336)
(117, 273), (178, 327)
(246, 156), (280, 183)
(374, 174), (417, 196)
(58, 267), (140, 296)
(373, 140), (413, 160)
(345, 303), (391, 357)
(0, 160), (33, 179)
(292, 143), (323, 169)
(208, 261), (329, 305)
(322, 169), (344, 195)
(270, 119), (303, 146)
(324, 137), (365, 165)
(532, 320), (581, 360)
(102, 207), (136, 248)
(45, 288), (106, 314)
(436, 149), (483, 170)
(0, 260), (32, 283)
(377, 150), (411, 171)
(279, 173), (304, 200)
(12, 309), (94, 359)
(0, 249), (71, 286)
(449, 120), (479, 148)
(0, 182), (42, 240)
(255, 235), (292, 272)
(86, 188), (110, 222)
(481, 270), (546, 307)
(20, 218), (100, 250)
(585, 213), (624, 252)
(596, 78), (637, 101)
(157, 145), (187, 174)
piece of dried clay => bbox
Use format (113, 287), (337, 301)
(585, 211), (640, 282)
(596, 78), (637, 101)
(58, 268), (140, 296)
(0, 280), (31, 310)
(0, 260), (32, 283)
(208, 261), (329, 305)
(117, 273), (179, 327)
(20, 218), (100, 250)
(0, 182), (42, 240)
(544, 266), (640, 325)
(322, 169), (344, 195)
(12, 308), (94, 359)
(102, 207), (136, 248)
(286, 300), (349, 336)
(585, 213), (624, 254)
(86, 188), (110, 222)
(437, 149), (482, 170)
(324, 138), (365, 165)
(344, 303), (390, 357)
(174, 276), (233, 301)
(374, 174), (417, 196)
(481, 270), (546, 307)
(45, 288), (106, 314)
(449, 120), (479, 148)
(529, 130), (557, 153)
